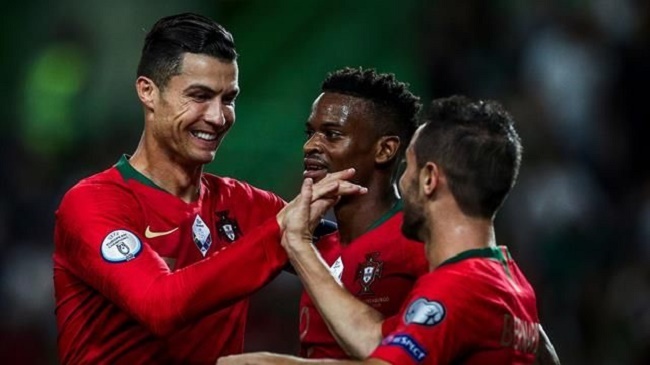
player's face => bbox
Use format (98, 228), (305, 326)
(399, 129), (427, 242)
(151, 53), (239, 165)
(303, 92), (378, 184)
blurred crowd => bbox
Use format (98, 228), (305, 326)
(0, 1), (648, 364)
(418, 1), (650, 364)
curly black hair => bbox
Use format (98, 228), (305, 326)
(321, 67), (421, 156)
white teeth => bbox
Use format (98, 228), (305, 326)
(192, 131), (217, 141)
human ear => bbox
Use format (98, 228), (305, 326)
(375, 135), (400, 165)
(420, 162), (439, 196)
(135, 76), (158, 110)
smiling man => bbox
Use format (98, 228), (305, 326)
(52, 13), (364, 365)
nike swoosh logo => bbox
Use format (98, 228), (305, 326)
(144, 226), (179, 238)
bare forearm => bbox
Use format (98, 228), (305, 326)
(287, 240), (384, 358)
(217, 352), (389, 365)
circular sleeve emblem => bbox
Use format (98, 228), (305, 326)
(404, 298), (446, 326)
(101, 230), (142, 263)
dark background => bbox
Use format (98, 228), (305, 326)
(0, 0), (648, 364)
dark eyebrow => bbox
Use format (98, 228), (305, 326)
(320, 121), (344, 128)
(183, 84), (240, 97)
(184, 84), (216, 94)
(223, 88), (240, 98)
(305, 120), (344, 129)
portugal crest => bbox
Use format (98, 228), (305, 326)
(356, 252), (383, 295)
(216, 210), (242, 243)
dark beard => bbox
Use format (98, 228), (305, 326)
(401, 197), (426, 242)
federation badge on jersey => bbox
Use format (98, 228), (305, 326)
(356, 252), (383, 295)
(215, 210), (242, 243)
(101, 230), (142, 263)
(404, 298), (445, 326)
(192, 214), (212, 257)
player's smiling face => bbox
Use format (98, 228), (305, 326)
(151, 53), (239, 165)
(303, 92), (378, 184)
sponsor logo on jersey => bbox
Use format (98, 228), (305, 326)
(382, 333), (427, 362)
(101, 230), (142, 263)
(404, 298), (445, 326)
(215, 210), (242, 243)
(192, 215), (212, 257)
(355, 252), (383, 295)
(144, 226), (179, 239)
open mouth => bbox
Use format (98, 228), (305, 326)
(303, 157), (328, 180)
(191, 131), (218, 141)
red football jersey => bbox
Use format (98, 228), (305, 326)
(371, 246), (539, 365)
(53, 156), (286, 365)
(299, 208), (429, 359)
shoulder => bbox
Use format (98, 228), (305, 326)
(57, 167), (140, 224)
(59, 168), (130, 208)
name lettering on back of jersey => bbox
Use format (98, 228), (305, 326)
(382, 333), (427, 362)
(500, 314), (539, 354)
(355, 252), (383, 295)
(329, 256), (344, 283)
(404, 298), (446, 326)
(192, 215), (212, 257)
(101, 230), (142, 263)
(215, 210), (242, 243)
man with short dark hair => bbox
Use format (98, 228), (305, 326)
(53, 13), (363, 365)
(299, 67), (427, 359)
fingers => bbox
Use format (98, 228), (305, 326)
(300, 178), (314, 210)
(312, 169), (367, 202)
(318, 167), (356, 184)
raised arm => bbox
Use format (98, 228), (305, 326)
(280, 177), (384, 359)
(55, 170), (365, 337)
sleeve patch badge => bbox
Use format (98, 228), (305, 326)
(101, 230), (142, 263)
(404, 298), (446, 326)
(382, 333), (427, 362)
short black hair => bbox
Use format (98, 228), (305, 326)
(415, 95), (522, 218)
(321, 67), (421, 159)
(137, 13), (237, 89)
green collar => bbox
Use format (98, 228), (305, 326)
(438, 246), (511, 271)
(115, 155), (165, 191)
(366, 199), (403, 232)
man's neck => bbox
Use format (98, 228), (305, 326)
(334, 180), (398, 245)
(129, 146), (203, 203)
(424, 209), (496, 270)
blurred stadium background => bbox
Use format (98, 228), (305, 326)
(0, 0), (648, 364)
